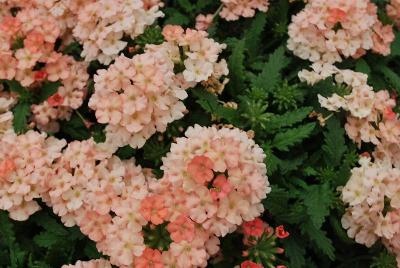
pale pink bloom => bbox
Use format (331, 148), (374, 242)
(140, 195), (169, 225)
(61, 259), (112, 268)
(24, 31), (45, 53)
(167, 215), (195, 242)
(78, 211), (111, 242)
(195, 14), (214, 31)
(162, 25), (184, 42)
(187, 155), (214, 185)
(135, 248), (163, 268)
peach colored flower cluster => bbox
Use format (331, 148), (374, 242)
(299, 63), (400, 160)
(219, 0), (269, 21)
(62, 259), (112, 268)
(387, 0), (400, 28)
(0, 124), (269, 268)
(0, 3), (89, 132)
(89, 26), (228, 151)
(300, 63), (400, 265)
(0, 84), (16, 135)
(161, 125), (271, 237)
(0, 130), (66, 221)
(72, 0), (163, 64)
(341, 156), (400, 265)
(288, 0), (395, 63)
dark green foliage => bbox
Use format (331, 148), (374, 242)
(3, 1), (397, 268)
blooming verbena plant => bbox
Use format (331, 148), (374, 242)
(2, 0), (400, 268)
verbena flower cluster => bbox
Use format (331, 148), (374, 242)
(300, 64), (400, 263)
(219, 0), (269, 21)
(0, 125), (270, 268)
(288, 0), (395, 63)
(0, 1), (89, 131)
(89, 26), (228, 150)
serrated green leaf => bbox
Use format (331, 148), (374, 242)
(380, 66), (400, 93)
(391, 31), (400, 57)
(262, 185), (290, 216)
(279, 153), (308, 174)
(115, 145), (136, 160)
(0, 211), (16, 246)
(163, 8), (190, 26)
(177, 0), (193, 12)
(251, 46), (290, 92)
(268, 106), (313, 131)
(32, 214), (68, 236)
(283, 237), (306, 268)
(227, 39), (246, 95)
(12, 102), (30, 134)
(3, 80), (31, 101)
(355, 59), (371, 75)
(192, 88), (238, 122)
(244, 12), (267, 62)
(322, 117), (346, 167)
(272, 123), (316, 151)
(33, 232), (63, 249)
(263, 146), (281, 175)
(302, 184), (334, 229)
(301, 220), (335, 260)
(36, 81), (62, 103)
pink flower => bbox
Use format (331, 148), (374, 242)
(0, 16), (21, 35)
(167, 215), (195, 242)
(384, 107), (397, 120)
(0, 159), (16, 179)
(275, 225), (289, 239)
(210, 174), (232, 200)
(162, 25), (184, 42)
(34, 70), (48, 81)
(140, 195), (169, 225)
(24, 31), (45, 53)
(47, 93), (64, 107)
(135, 248), (163, 268)
(195, 14), (214, 31)
(187, 155), (214, 185)
(327, 8), (347, 24)
(242, 218), (265, 238)
(241, 260), (263, 268)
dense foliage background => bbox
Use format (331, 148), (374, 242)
(2, 0), (400, 267)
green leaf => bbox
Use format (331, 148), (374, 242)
(251, 46), (290, 92)
(115, 145), (136, 160)
(192, 88), (238, 122)
(301, 220), (335, 260)
(12, 102), (30, 134)
(32, 213), (68, 236)
(262, 185), (290, 216)
(177, 0), (193, 12)
(59, 113), (90, 140)
(263, 146), (281, 175)
(244, 12), (267, 62)
(380, 66), (400, 93)
(3, 80), (31, 101)
(322, 117), (346, 167)
(36, 81), (62, 103)
(272, 122), (316, 151)
(283, 237), (306, 268)
(227, 39), (246, 95)
(302, 184), (334, 229)
(33, 232), (63, 249)
(355, 59), (371, 75)
(143, 136), (170, 166)
(163, 8), (190, 26)
(0, 211), (16, 246)
(135, 26), (164, 47)
(391, 31), (400, 57)
(268, 106), (313, 131)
